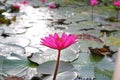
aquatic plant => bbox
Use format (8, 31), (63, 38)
(40, 33), (77, 80)
(113, 0), (120, 20)
(90, 0), (98, 26)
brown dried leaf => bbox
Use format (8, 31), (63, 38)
(4, 76), (24, 80)
(88, 45), (117, 57)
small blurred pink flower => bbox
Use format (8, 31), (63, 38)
(113, 1), (120, 20)
(40, 33), (77, 50)
(20, 1), (29, 5)
(41, 0), (46, 3)
(48, 2), (56, 9)
(90, 0), (98, 7)
(12, 4), (21, 9)
(113, 1), (120, 7)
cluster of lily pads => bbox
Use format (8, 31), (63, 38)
(0, 0), (119, 80)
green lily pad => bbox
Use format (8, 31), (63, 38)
(74, 64), (95, 78)
(94, 67), (113, 80)
(29, 47), (79, 64)
(95, 73), (110, 80)
(37, 60), (74, 75)
(0, 56), (6, 74)
(43, 70), (78, 80)
(96, 57), (115, 71)
(2, 53), (29, 76)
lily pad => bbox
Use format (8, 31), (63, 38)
(43, 70), (78, 80)
(94, 67), (113, 80)
(96, 57), (115, 71)
(25, 46), (43, 54)
(95, 73), (110, 80)
(37, 60), (74, 75)
(74, 64), (95, 78)
(0, 43), (25, 57)
(0, 29), (4, 36)
(78, 40), (103, 52)
(29, 46), (79, 64)
(0, 36), (30, 47)
(0, 56), (6, 73)
(2, 53), (29, 76)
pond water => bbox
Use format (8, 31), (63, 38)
(0, 0), (120, 80)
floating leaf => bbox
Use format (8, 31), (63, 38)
(29, 46), (79, 64)
(96, 57), (115, 71)
(43, 70), (78, 80)
(95, 73), (110, 80)
(0, 56), (6, 73)
(37, 60), (74, 75)
(74, 65), (95, 78)
(0, 43), (25, 56)
(0, 29), (4, 36)
(2, 53), (29, 76)
(71, 52), (90, 65)
(94, 67), (113, 80)
(0, 37), (30, 47)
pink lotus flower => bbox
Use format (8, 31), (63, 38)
(40, 33), (77, 80)
(41, 33), (77, 50)
(20, 1), (29, 5)
(48, 2), (56, 9)
(41, 0), (46, 3)
(90, 0), (98, 7)
(113, 1), (120, 7)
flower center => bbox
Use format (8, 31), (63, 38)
(57, 38), (63, 42)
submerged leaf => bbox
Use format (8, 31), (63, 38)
(77, 34), (103, 43)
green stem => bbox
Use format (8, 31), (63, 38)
(116, 9), (119, 20)
(91, 7), (94, 27)
(91, 7), (93, 22)
(53, 50), (61, 80)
